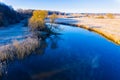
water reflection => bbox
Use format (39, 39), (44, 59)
(49, 35), (62, 49)
(36, 33), (62, 54)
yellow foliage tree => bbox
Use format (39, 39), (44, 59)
(29, 10), (48, 31)
(50, 13), (57, 23)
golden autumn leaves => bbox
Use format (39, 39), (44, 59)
(29, 10), (57, 31)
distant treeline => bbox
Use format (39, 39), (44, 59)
(47, 10), (66, 15)
(0, 2), (66, 27)
(0, 3), (23, 27)
(17, 9), (66, 17)
(0, 3), (34, 27)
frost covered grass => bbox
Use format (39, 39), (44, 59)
(0, 37), (40, 77)
(0, 37), (40, 62)
(0, 37), (40, 76)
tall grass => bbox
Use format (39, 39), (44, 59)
(95, 15), (104, 19)
(0, 37), (40, 62)
(0, 37), (41, 76)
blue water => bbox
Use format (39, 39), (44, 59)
(2, 25), (120, 80)
(0, 22), (29, 45)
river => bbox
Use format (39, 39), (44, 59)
(1, 24), (120, 80)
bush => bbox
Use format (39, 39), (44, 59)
(50, 13), (57, 23)
(29, 10), (59, 38)
(106, 13), (115, 19)
(29, 10), (48, 31)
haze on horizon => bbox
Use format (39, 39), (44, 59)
(1, 0), (120, 13)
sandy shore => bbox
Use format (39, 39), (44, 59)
(56, 18), (120, 45)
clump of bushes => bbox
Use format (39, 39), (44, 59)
(29, 10), (48, 31)
(29, 10), (59, 38)
(50, 13), (57, 23)
(106, 13), (115, 19)
(95, 14), (115, 19)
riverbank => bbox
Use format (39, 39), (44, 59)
(55, 18), (120, 45)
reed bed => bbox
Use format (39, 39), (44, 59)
(0, 37), (41, 76)
(0, 37), (40, 62)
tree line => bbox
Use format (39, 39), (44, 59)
(0, 3), (24, 27)
(0, 2), (66, 27)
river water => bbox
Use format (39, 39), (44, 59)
(1, 24), (120, 80)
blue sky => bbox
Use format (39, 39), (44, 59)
(1, 0), (120, 13)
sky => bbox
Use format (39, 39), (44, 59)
(0, 0), (120, 13)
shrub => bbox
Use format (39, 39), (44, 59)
(29, 10), (59, 38)
(106, 13), (115, 19)
(29, 10), (48, 31)
(50, 13), (57, 23)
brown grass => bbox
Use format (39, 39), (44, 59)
(0, 37), (40, 76)
(0, 37), (40, 62)
(95, 15), (104, 19)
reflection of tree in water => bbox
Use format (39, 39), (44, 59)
(34, 40), (48, 55)
(49, 35), (62, 49)
(36, 24), (62, 51)
(37, 34), (62, 54)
